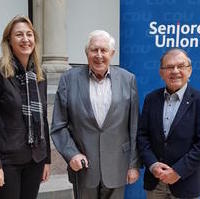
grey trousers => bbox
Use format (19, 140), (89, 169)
(146, 181), (199, 199)
(73, 182), (125, 199)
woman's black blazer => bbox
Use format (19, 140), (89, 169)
(0, 72), (51, 168)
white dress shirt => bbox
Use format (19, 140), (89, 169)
(89, 69), (112, 128)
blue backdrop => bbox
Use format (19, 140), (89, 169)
(120, 0), (200, 198)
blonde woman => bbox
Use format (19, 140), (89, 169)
(0, 15), (50, 199)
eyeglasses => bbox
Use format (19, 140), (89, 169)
(160, 64), (191, 71)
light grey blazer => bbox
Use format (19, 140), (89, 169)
(51, 65), (140, 188)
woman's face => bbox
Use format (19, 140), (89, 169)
(10, 22), (35, 59)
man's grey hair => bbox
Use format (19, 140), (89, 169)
(160, 48), (192, 68)
(85, 30), (115, 54)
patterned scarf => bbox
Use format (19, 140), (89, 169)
(13, 56), (44, 147)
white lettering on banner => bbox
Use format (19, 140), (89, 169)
(149, 21), (200, 47)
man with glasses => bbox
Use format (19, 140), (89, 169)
(137, 48), (200, 199)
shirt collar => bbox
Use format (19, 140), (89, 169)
(164, 83), (187, 101)
(89, 67), (110, 81)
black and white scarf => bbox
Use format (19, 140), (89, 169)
(13, 56), (44, 147)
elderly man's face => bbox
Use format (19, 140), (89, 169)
(87, 36), (115, 79)
(160, 51), (192, 93)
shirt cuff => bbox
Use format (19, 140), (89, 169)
(149, 162), (159, 173)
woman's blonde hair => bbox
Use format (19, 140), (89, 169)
(0, 15), (44, 81)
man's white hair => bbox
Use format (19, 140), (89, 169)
(85, 30), (115, 54)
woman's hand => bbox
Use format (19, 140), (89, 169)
(41, 164), (50, 183)
(0, 168), (4, 187)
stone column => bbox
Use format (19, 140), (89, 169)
(32, 0), (43, 62)
(33, 0), (70, 104)
(43, 0), (69, 71)
(43, 0), (70, 104)
(32, 3), (74, 195)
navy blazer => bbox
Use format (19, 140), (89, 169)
(137, 85), (200, 198)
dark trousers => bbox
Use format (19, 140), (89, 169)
(0, 160), (44, 199)
(73, 181), (125, 199)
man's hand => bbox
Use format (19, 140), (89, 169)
(159, 167), (180, 184)
(127, 168), (140, 184)
(69, 154), (88, 171)
(151, 162), (170, 178)
(151, 162), (180, 184)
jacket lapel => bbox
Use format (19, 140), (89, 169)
(78, 66), (120, 130)
(168, 86), (193, 137)
(78, 67), (99, 128)
(9, 76), (21, 91)
(157, 89), (166, 140)
(101, 67), (119, 129)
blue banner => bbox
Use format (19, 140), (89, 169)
(120, 1), (200, 198)
(120, 0), (200, 106)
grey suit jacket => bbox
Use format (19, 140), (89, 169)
(51, 65), (140, 188)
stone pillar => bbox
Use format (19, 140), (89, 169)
(43, 0), (69, 71)
(32, 3), (73, 196)
(33, 0), (71, 105)
(43, 0), (70, 104)
(32, 0), (43, 62)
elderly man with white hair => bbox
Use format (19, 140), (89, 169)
(51, 30), (140, 199)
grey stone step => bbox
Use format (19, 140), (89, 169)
(38, 189), (73, 199)
(38, 174), (74, 199)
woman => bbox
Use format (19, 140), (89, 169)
(0, 15), (50, 199)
